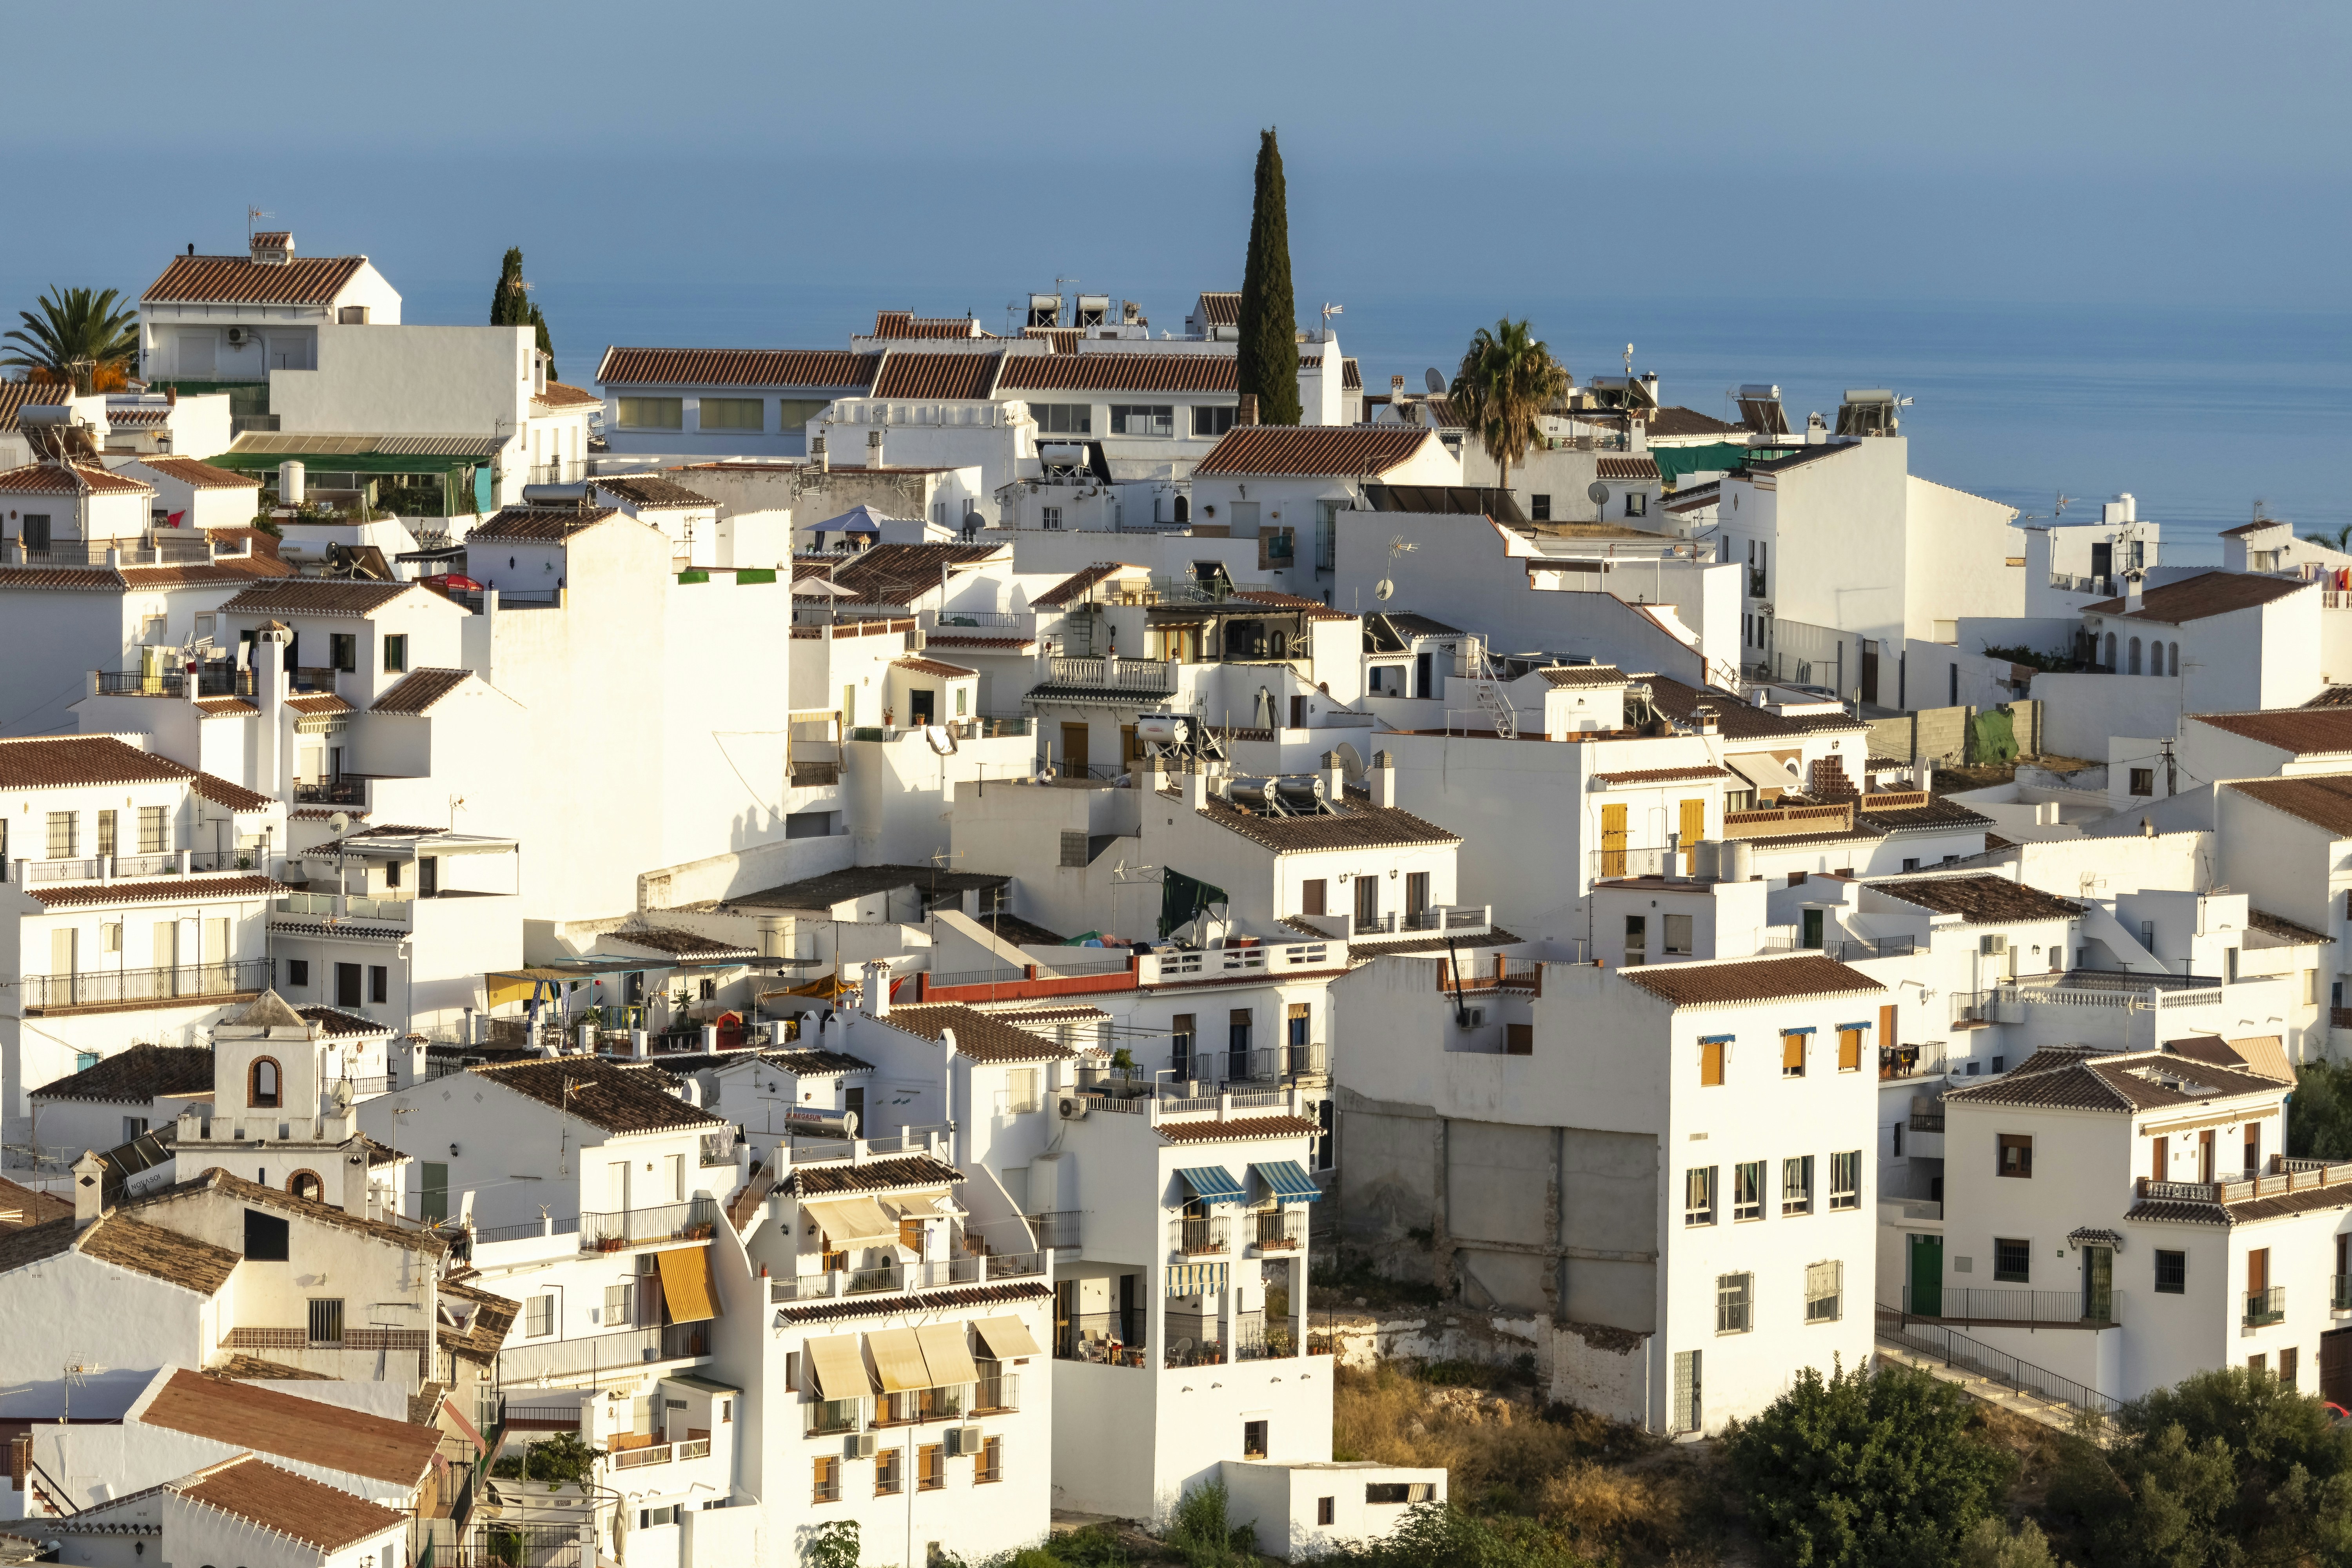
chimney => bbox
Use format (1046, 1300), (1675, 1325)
(71, 1151), (105, 1230)
(1692, 704), (1720, 736)
(253, 624), (289, 796)
(2125, 572), (2145, 613)
(866, 430), (884, 470)
(865, 960), (891, 1018)
(1322, 750), (1347, 803)
(1183, 769), (1210, 810)
(1390, 375), (1406, 395)
(340, 1145), (369, 1218)
(250, 231), (292, 266)
(1237, 394), (1259, 427)
(811, 433), (829, 473)
(1371, 750), (1397, 808)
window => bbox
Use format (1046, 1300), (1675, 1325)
(1804, 1259), (1843, 1323)
(1192, 404), (1238, 438)
(526, 1293), (555, 1336)
(604, 1282), (635, 1327)
(1300, 879), (1327, 916)
(139, 806), (167, 854)
(1033, 403), (1092, 435)
(307, 1298), (345, 1344)
(1171, 1013), (1195, 1080)
(1838, 1027), (1863, 1072)
(1685, 1166), (1717, 1227)
(285, 958), (310, 989)
(617, 397), (684, 430)
(243, 1208), (290, 1261)
(1366, 1482), (1436, 1503)
(1110, 405), (1174, 437)
(2129, 768), (2154, 797)
(1700, 1037), (1728, 1087)
(329, 633), (356, 672)
(699, 397), (764, 430)
(96, 810), (116, 857)
(1717, 1272), (1752, 1334)
(639, 1506), (677, 1529)
(1007, 1068), (1042, 1114)
(287, 1169), (322, 1202)
(384, 635), (408, 673)
(337, 962), (363, 1008)
(1662, 913), (1692, 956)
(1531, 494), (1552, 521)
(369, 965), (388, 1005)
(1242, 1419), (1269, 1459)
(874, 1446), (902, 1496)
(1998, 1134), (2034, 1178)
(21, 514), (51, 551)
(1625, 490), (1648, 517)
(812, 1455), (841, 1504)
(45, 811), (76, 859)
(2281, 1346), (2300, 1388)
(1829, 1151), (1861, 1210)
(975, 1435), (1002, 1484)
(1902, 857), (1920, 872)
(1626, 915), (1647, 962)
(1733, 1160), (1765, 1221)
(249, 1057), (281, 1108)
(1782, 1154), (1814, 1215)
(1040, 505), (1062, 531)
(917, 1443), (945, 1491)
(1782, 1031), (1808, 1077)
(1318, 1497), (1336, 1526)
(420, 1162), (449, 1223)
(1505, 1023), (1534, 1055)
(1993, 1238), (2031, 1283)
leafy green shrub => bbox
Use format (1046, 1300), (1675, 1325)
(1726, 1358), (2016, 1568)
(1954, 1515), (2061, 1568)
(2291, 1059), (2352, 1160)
(1300, 1501), (1583, 1567)
(1166, 1480), (1260, 1566)
(801, 1519), (859, 1568)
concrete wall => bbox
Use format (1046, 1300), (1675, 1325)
(273, 324), (532, 438)
(1904, 475), (2025, 634)
(2032, 674), (2185, 762)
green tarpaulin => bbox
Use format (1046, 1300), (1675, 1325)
(1159, 869), (1229, 938)
(1651, 441), (1804, 487)
(1968, 706), (2020, 765)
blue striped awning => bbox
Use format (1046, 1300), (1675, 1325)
(1177, 1166), (1247, 1205)
(1254, 1160), (1323, 1203)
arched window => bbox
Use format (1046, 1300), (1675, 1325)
(2168, 642), (2180, 677)
(249, 1057), (281, 1109)
(1174, 495), (1190, 523)
(2104, 632), (2116, 668)
(2128, 637), (2142, 675)
(287, 1170), (323, 1203)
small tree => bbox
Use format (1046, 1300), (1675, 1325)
(2291, 1058), (2352, 1160)
(490, 247), (556, 381)
(1726, 1358), (2016, 1568)
(1449, 320), (1568, 492)
(4, 286), (140, 392)
(801, 1519), (859, 1568)
(1236, 129), (1301, 428)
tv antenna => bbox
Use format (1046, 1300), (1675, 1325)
(62, 1356), (106, 1425)
(1623, 343), (1635, 374)
(1319, 303), (1343, 329)
(246, 206), (272, 242)
(1374, 535), (1417, 603)
(2054, 493), (2074, 517)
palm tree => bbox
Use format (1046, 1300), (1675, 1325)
(2302, 524), (2352, 554)
(3, 287), (140, 393)
(1449, 319), (1568, 492)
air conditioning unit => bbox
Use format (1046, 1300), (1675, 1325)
(1057, 1096), (1090, 1121)
(1457, 1007), (1486, 1028)
(946, 1424), (984, 1456)
(225, 327), (252, 347)
(848, 1432), (877, 1460)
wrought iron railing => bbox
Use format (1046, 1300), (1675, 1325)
(577, 1196), (719, 1250)
(1901, 1286), (2112, 1326)
(23, 957), (267, 1009)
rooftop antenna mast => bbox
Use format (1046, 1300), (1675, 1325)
(246, 206), (270, 244)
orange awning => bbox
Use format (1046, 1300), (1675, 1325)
(656, 1246), (720, 1324)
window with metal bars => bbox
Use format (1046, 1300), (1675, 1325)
(1716, 1272), (1751, 1334)
(1804, 1260), (1843, 1323)
(307, 1298), (345, 1344)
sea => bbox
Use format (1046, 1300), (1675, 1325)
(403, 279), (2351, 568)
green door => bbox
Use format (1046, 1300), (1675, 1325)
(1908, 1234), (1942, 1316)
(2084, 1245), (2114, 1323)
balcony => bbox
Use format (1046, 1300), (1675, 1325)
(494, 1322), (709, 1381)
(578, 1197), (719, 1252)
(804, 1399), (862, 1437)
(293, 777), (368, 806)
(1172, 1216), (1230, 1256)
(1251, 1210), (1305, 1252)
(94, 665), (257, 699)
(1156, 1042), (1330, 1087)
(1901, 1286), (2114, 1327)
(1351, 905), (1494, 939)
(2136, 1155), (2352, 1209)
(1908, 1108), (1945, 1133)
(22, 957), (269, 1012)
(2246, 1286), (2286, 1327)
(1025, 1210), (1081, 1250)
(1832, 936), (1919, 962)
(767, 1250), (1026, 1305)
(1044, 655), (1174, 692)
(1056, 1311), (1147, 1367)
(274, 891), (412, 926)
(1879, 1043), (1947, 1082)
(2336, 1275), (2352, 1313)
(974, 1369), (1020, 1414)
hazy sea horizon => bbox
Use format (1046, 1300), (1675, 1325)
(395, 278), (2350, 568)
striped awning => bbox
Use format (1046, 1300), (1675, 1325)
(867, 1327), (931, 1394)
(1252, 1160), (1322, 1203)
(804, 1334), (873, 1400)
(657, 1247), (720, 1323)
(1176, 1166), (1246, 1205)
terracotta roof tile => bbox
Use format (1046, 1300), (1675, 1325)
(1597, 456), (1662, 481)
(294, 1004), (392, 1038)
(435, 1277), (519, 1365)
(1869, 874), (2083, 924)
(0, 381), (62, 432)
(880, 1004), (1073, 1063)
(189, 771), (274, 812)
(1855, 796), (1996, 833)
(531, 380), (603, 412)
(1647, 407), (1743, 439)
(869, 312), (993, 339)
(749, 1048), (875, 1076)
(370, 668), (472, 714)
(143, 254), (367, 306)
(602, 926), (757, 960)
(0, 460), (153, 495)
(2248, 907), (2332, 946)
(1623, 953), (1884, 1007)
(474, 1056), (723, 1133)
(130, 457), (261, 489)
(1033, 563), (1148, 608)
(1536, 663), (1628, 687)
(1193, 292), (1241, 327)
(593, 474), (713, 509)
(1187, 786), (1461, 854)
(893, 656), (978, 679)
(463, 505), (618, 543)
(2084, 571), (2309, 624)
(175, 1455), (408, 1551)
(1594, 766), (1730, 785)
(220, 579), (422, 617)
(1944, 1049), (2283, 1112)
(32, 1043), (214, 1103)
(138, 1368), (439, 1486)
(0, 735), (191, 789)
(596, 348), (879, 389)
(139, 1167), (446, 1254)
(787, 1155), (964, 1196)
(870, 352), (1004, 401)
(2228, 775), (2352, 837)
(284, 693), (352, 716)
(0, 1211), (240, 1296)
(1192, 426), (1437, 478)
(772, 1279), (1049, 1326)
(1646, 675), (1862, 739)
(2194, 709), (2352, 756)
(0, 1176), (71, 1230)
(828, 543), (1004, 606)
(999, 355), (1238, 394)
(1156, 1114), (1320, 1143)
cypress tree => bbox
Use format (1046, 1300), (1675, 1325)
(1236, 128), (1301, 427)
(491, 249), (556, 379)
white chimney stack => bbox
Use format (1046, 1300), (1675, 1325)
(1183, 769), (1210, 811)
(72, 1151), (105, 1230)
(866, 430), (884, 470)
(811, 433), (829, 473)
(1372, 750), (1397, 808)
(865, 960), (891, 1018)
(2125, 572), (2145, 613)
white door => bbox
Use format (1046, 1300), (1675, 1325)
(664, 1153), (684, 1203)
(610, 1160), (631, 1215)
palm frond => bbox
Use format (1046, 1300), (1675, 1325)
(1, 285), (140, 392)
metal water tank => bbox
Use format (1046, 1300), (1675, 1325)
(278, 461), (305, 505)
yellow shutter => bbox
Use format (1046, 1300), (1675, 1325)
(1782, 1033), (1806, 1074)
(656, 1246), (720, 1324)
(1679, 799), (1705, 872)
(1601, 804), (1628, 877)
(1838, 1028), (1863, 1072)
(1700, 1040), (1725, 1087)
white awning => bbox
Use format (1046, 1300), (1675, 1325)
(867, 1326), (931, 1394)
(803, 1334), (873, 1400)
(1726, 752), (1798, 794)
(802, 1196), (898, 1249)
(913, 1322), (979, 1387)
(971, 1314), (1043, 1359)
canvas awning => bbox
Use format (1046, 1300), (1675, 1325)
(1726, 752), (1797, 795)
(867, 1326), (931, 1394)
(1177, 1166), (1247, 1205)
(803, 1334), (873, 1400)
(971, 1315), (1042, 1359)
(1252, 1160), (1323, 1203)
(913, 1322), (979, 1387)
(802, 1196), (897, 1249)
(656, 1247), (720, 1324)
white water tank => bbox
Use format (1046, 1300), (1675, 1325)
(1720, 838), (1753, 883)
(278, 461), (305, 505)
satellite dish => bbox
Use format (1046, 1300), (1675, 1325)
(332, 1079), (355, 1110)
(1424, 368), (1446, 395)
(1332, 742), (1367, 783)
(1587, 482), (1612, 506)
(327, 812), (350, 835)
(1374, 578), (1394, 601)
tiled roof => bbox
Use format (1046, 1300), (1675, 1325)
(726, 862), (1007, 911)
(1193, 292), (1241, 327)
(176, 1454), (408, 1551)
(31, 1043), (214, 1103)
(1596, 456), (1662, 481)
(205, 1355), (330, 1381)
(2222, 519), (2290, 539)
(294, 1005), (392, 1038)
(141, 1167), (446, 1254)
(370, 668), (472, 714)
(188, 771), (274, 811)
(532, 380), (603, 412)
(1229, 588), (1354, 620)
(999, 354), (1238, 393)
(284, 693), (352, 716)
(594, 474), (713, 509)
(828, 542), (1003, 605)
(596, 348), (880, 389)
(2248, 908), (2332, 946)
(601, 926), (757, 960)
(786, 1155), (964, 1195)
(1364, 612), (1463, 652)
(0, 460), (153, 495)
(2165, 1034), (2293, 1085)
(870, 312), (992, 339)
(1646, 407), (1743, 439)
(1593, 766), (1730, 786)
(871, 352), (1004, 401)
(1870, 875), (2082, 924)
(29, 873), (283, 909)
(0, 1176), (71, 1230)
(143, 253), (368, 305)
(1189, 786), (1461, 854)
(772, 1279), (1049, 1326)
(131, 457), (261, 489)
(1943, 1049), (2283, 1112)
(1646, 675), (1862, 739)
(138, 1368), (439, 1486)
(2083, 571), (2308, 624)
(1538, 664), (1629, 687)
(1855, 796), (1996, 833)
(1156, 1114), (1320, 1143)
(435, 1277), (519, 1365)
(474, 1056), (722, 1133)
(0, 381), (62, 431)
(2228, 775), (2352, 837)
(893, 657), (979, 681)
(463, 505), (618, 542)
(882, 1005), (1073, 1063)
(0, 735), (192, 789)
(1192, 426), (1437, 477)
(0, 1211), (239, 1296)
(1624, 954), (1883, 1007)
(220, 579), (420, 617)
(750, 1048), (875, 1076)
(1033, 563), (1147, 608)
(2192, 709), (2352, 755)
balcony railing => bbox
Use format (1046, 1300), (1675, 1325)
(2246, 1286), (2285, 1326)
(1833, 936), (1918, 961)
(495, 1322), (710, 1381)
(1901, 1286), (2114, 1327)
(1908, 1109), (1945, 1133)
(1172, 1216), (1229, 1256)
(294, 778), (367, 806)
(2336, 1274), (2352, 1312)
(1056, 1312), (1147, 1367)
(1252, 1210), (1305, 1251)
(2137, 1155), (2352, 1209)
(804, 1398), (862, 1436)
(1025, 1211), (1081, 1249)
(578, 1196), (719, 1251)
(23, 957), (269, 1010)
(1045, 655), (1174, 691)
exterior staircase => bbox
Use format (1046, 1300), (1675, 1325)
(1875, 1306), (2117, 1434)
